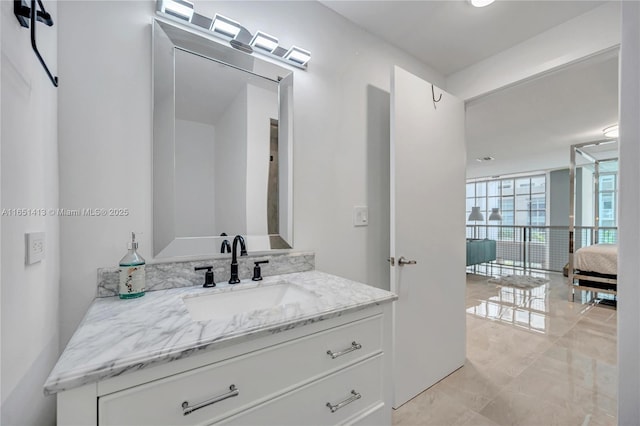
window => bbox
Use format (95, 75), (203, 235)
(598, 172), (617, 228)
(466, 174), (547, 227)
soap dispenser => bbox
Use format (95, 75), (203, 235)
(119, 232), (146, 299)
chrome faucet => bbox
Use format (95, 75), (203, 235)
(228, 235), (247, 284)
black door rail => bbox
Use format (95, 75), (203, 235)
(14, 0), (58, 87)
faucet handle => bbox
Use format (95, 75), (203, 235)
(252, 260), (269, 281)
(195, 266), (215, 288)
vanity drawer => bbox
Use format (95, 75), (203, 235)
(98, 314), (382, 425)
(220, 354), (384, 426)
(347, 402), (388, 426)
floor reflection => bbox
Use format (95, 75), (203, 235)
(467, 283), (549, 333)
(393, 271), (617, 426)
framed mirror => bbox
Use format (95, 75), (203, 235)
(153, 18), (293, 258)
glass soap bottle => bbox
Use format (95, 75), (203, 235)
(119, 232), (146, 299)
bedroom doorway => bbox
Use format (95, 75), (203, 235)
(457, 47), (619, 426)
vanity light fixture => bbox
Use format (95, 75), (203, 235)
(603, 125), (619, 139)
(156, 1), (311, 69)
(159, 0), (194, 22)
(469, 0), (495, 7)
(284, 46), (311, 66)
(211, 13), (242, 38)
(250, 31), (279, 53)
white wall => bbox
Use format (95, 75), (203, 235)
(245, 83), (277, 237)
(1, 1), (59, 424)
(618, 2), (640, 423)
(214, 86), (247, 236)
(58, 0), (154, 347)
(549, 169), (569, 227)
(57, 0), (444, 345)
(175, 119), (216, 237)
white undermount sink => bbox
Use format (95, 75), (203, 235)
(182, 282), (319, 322)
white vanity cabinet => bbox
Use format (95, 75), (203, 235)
(57, 305), (393, 426)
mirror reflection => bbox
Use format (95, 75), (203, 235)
(174, 49), (279, 239)
(153, 20), (293, 258)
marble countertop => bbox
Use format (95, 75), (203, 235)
(44, 270), (396, 395)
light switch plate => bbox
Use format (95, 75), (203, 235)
(353, 206), (369, 227)
(26, 232), (45, 265)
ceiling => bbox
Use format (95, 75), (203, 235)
(175, 49), (277, 126)
(320, 0), (617, 178)
(465, 51), (618, 177)
(320, 0), (605, 76)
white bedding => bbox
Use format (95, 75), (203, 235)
(575, 244), (618, 275)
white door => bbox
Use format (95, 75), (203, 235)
(390, 66), (466, 408)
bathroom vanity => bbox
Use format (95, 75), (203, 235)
(45, 271), (396, 425)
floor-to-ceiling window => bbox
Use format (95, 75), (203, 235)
(467, 175), (547, 267)
(599, 172), (617, 228)
(466, 174), (547, 227)
(598, 161), (618, 243)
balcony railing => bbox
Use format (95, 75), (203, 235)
(466, 225), (618, 273)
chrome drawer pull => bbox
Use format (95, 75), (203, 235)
(326, 390), (361, 413)
(181, 384), (239, 416)
(326, 341), (362, 359)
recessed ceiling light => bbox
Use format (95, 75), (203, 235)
(476, 156), (495, 162)
(469, 0), (495, 7)
(603, 125), (619, 139)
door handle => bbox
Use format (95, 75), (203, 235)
(398, 256), (417, 266)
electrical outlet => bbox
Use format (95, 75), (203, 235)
(25, 232), (45, 265)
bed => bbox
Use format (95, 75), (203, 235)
(575, 244), (617, 276)
(572, 244), (618, 293)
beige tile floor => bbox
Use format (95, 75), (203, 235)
(393, 271), (617, 426)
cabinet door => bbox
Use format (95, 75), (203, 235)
(220, 355), (384, 426)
